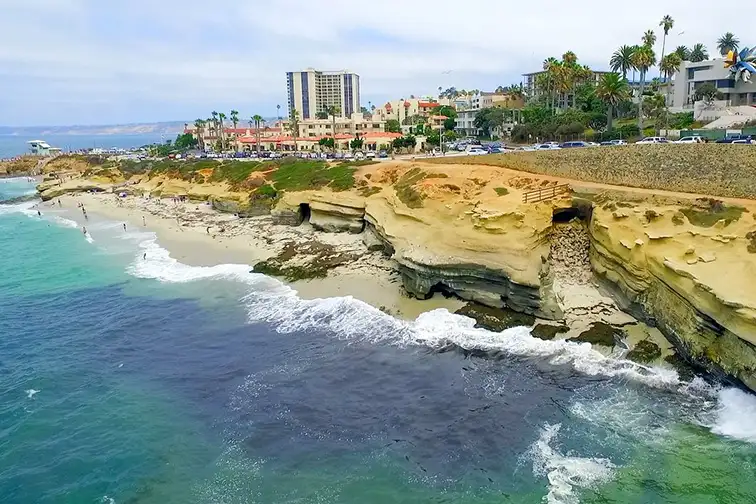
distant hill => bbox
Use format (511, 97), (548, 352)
(0, 121), (189, 136)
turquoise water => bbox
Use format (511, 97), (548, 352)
(1, 178), (755, 503)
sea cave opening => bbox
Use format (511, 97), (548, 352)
(299, 203), (311, 224)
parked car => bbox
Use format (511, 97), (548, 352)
(560, 141), (590, 148)
(676, 136), (704, 144)
(716, 134), (751, 143)
(732, 139), (754, 144)
(378, 150), (388, 158)
(343, 152), (354, 159)
(535, 144), (562, 150)
(365, 151), (376, 159)
(269, 152), (281, 159)
(636, 137), (670, 144)
(609, 139), (627, 146)
(716, 134), (752, 143)
(465, 147), (488, 155)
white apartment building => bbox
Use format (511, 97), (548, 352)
(286, 68), (360, 120)
(672, 59), (756, 108)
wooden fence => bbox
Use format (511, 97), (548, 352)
(522, 184), (571, 204)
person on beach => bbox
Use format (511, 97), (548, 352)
(37, 210), (41, 216)
(143, 253), (147, 260)
(123, 223), (127, 231)
(82, 227), (87, 235)
(142, 216), (146, 227)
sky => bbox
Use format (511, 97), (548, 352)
(0, 0), (752, 126)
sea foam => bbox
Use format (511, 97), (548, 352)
(529, 423), (615, 504)
(711, 387), (756, 443)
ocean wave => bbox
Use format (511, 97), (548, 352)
(528, 423), (615, 504)
(710, 387), (756, 443)
(122, 237), (682, 391)
(52, 215), (79, 228)
(0, 200), (37, 215)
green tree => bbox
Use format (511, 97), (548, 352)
(286, 109), (300, 152)
(674, 45), (690, 61)
(693, 82), (724, 104)
(385, 119), (401, 133)
(443, 117), (456, 131)
(350, 134), (364, 150)
(659, 53), (682, 125)
(632, 44), (656, 130)
(325, 105), (340, 151)
(174, 133), (198, 149)
(596, 73), (629, 132)
(425, 130), (440, 147)
(642, 29), (657, 48)
(218, 112), (227, 150)
(251, 114), (264, 155)
(415, 124), (425, 135)
(610, 45), (636, 80)
(193, 119), (206, 150)
(431, 105), (457, 119)
(658, 15), (674, 79)
(473, 108), (505, 137)
(230, 110), (239, 130)
(316, 111), (328, 119)
(211, 111), (219, 150)
(689, 43), (709, 62)
(318, 137), (335, 149)
(716, 32), (740, 56)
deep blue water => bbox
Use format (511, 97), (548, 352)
(1, 177), (755, 504)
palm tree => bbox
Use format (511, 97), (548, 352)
(193, 119), (206, 151)
(229, 110), (239, 151)
(211, 111), (219, 151)
(660, 53), (682, 126)
(325, 105), (340, 151)
(632, 44), (657, 130)
(217, 112), (227, 151)
(674, 45), (690, 61)
(658, 15), (674, 79)
(596, 73), (629, 132)
(630, 44), (642, 83)
(286, 109), (300, 152)
(689, 43), (709, 62)
(251, 114), (263, 156)
(642, 29), (657, 48)
(716, 32), (740, 56)
(610, 45), (636, 80)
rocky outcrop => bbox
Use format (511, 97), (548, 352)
(272, 191), (367, 233)
(37, 179), (111, 201)
(588, 201), (756, 390)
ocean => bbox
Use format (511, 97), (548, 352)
(0, 134), (167, 159)
(1, 177), (755, 504)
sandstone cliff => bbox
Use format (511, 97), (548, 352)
(37, 154), (756, 392)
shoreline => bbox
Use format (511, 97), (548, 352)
(54, 192), (466, 320)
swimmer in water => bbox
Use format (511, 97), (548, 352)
(143, 253), (147, 260)
(82, 227), (87, 235)
(123, 223), (127, 231)
(37, 210), (41, 216)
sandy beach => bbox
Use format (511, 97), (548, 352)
(57, 192), (465, 320)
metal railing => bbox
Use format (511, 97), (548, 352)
(522, 183), (570, 204)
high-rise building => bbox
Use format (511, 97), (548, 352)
(286, 68), (360, 120)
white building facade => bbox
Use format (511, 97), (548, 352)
(286, 68), (360, 120)
(672, 59), (756, 108)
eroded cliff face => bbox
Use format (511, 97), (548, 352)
(587, 198), (756, 390)
(272, 164), (565, 319)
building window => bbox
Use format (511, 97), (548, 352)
(301, 73), (310, 119)
(716, 79), (735, 88)
(287, 72), (295, 115)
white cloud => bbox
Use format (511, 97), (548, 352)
(0, 0), (752, 125)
